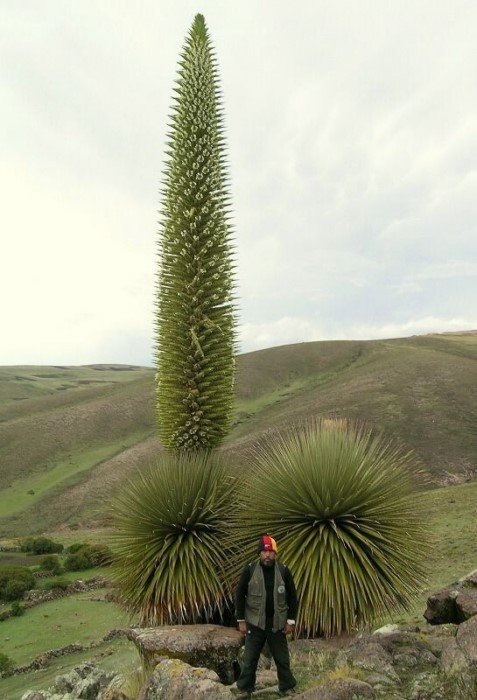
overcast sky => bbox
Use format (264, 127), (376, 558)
(1, 1), (476, 366)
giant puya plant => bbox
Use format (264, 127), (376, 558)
(235, 419), (429, 637)
(112, 451), (237, 625)
(112, 15), (237, 625)
(156, 13), (236, 451)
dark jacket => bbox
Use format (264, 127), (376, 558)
(235, 560), (298, 631)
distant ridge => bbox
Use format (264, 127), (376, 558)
(429, 329), (477, 336)
(0, 331), (475, 535)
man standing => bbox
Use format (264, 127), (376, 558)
(234, 535), (298, 698)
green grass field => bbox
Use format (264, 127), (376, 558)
(0, 593), (130, 667)
(384, 480), (477, 626)
(0, 436), (148, 520)
(0, 552), (44, 567)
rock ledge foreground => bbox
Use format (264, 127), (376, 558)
(126, 624), (243, 684)
(21, 570), (477, 699)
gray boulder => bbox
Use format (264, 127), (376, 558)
(375, 632), (438, 671)
(51, 663), (115, 699)
(439, 637), (469, 675)
(137, 658), (233, 699)
(424, 570), (477, 625)
(424, 586), (459, 624)
(126, 624), (243, 684)
(409, 671), (447, 700)
(21, 663), (119, 700)
(456, 613), (477, 664)
(339, 639), (399, 683)
(455, 589), (477, 621)
(438, 614), (477, 695)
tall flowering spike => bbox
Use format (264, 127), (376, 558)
(156, 14), (237, 450)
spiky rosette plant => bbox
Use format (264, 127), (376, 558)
(111, 451), (237, 625)
(234, 420), (429, 637)
(156, 14), (236, 451)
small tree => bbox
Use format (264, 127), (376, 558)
(40, 554), (62, 575)
(156, 13), (236, 451)
(31, 537), (63, 555)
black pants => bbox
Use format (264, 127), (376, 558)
(237, 623), (296, 693)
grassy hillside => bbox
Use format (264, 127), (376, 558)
(231, 334), (477, 470)
(0, 333), (475, 535)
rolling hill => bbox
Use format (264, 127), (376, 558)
(0, 333), (475, 536)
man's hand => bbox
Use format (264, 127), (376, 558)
(238, 621), (247, 635)
(283, 622), (295, 635)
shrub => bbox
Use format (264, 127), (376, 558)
(235, 419), (429, 637)
(10, 601), (24, 617)
(40, 576), (70, 591)
(3, 579), (28, 602)
(64, 553), (91, 572)
(31, 537), (63, 555)
(40, 554), (62, 575)
(0, 652), (14, 674)
(67, 542), (86, 554)
(0, 566), (35, 602)
(111, 451), (236, 625)
(70, 543), (112, 567)
(63, 543), (112, 571)
(82, 543), (112, 566)
(20, 537), (35, 553)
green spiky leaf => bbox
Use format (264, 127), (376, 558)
(156, 14), (236, 450)
(111, 451), (237, 625)
(234, 420), (430, 637)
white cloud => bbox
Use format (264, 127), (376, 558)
(240, 315), (477, 353)
(343, 317), (477, 342)
(240, 317), (325, 351)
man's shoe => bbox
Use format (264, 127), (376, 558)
(279, 690), (296, 697)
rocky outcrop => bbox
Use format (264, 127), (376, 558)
(16, 619), (477, 700)
(424, 569), (477, 624)
(343, 621), (477, 697)
(16, 569), (477, 700)
(455, 614), (477, 664)
(126, 624), (243, 684)
(338, 638), (399, 683)
(21, 662), (124, 700)
(137, 658), (233, 699)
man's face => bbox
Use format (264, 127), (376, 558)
(260, 550), (276, 567)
